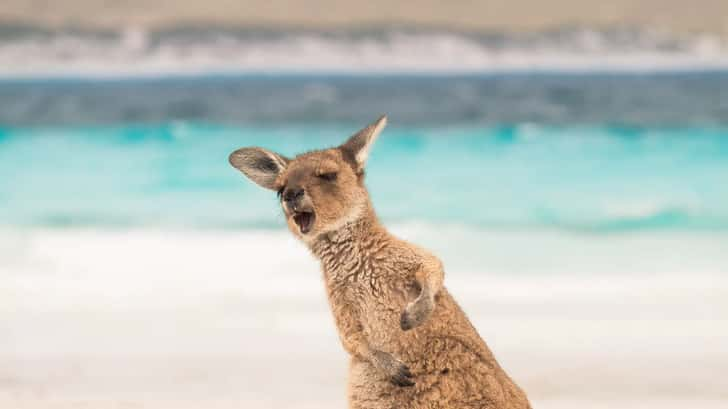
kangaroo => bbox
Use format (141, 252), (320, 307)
(229, 116), (530, 409)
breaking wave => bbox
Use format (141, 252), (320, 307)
(1, 25), (728, 77)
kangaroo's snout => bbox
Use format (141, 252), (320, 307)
(283, 186), (305, 208)
(281, 185), (315, 234)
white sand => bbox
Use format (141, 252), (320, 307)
(1, 228), (727, 408)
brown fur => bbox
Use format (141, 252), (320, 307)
(229, 116), (531, 409)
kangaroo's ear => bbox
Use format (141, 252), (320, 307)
(340, 115), (387, 173)
(228, 147), (289, 190)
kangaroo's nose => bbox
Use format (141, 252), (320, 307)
(283, 187), (304, 204)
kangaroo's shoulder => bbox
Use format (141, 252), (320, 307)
(378, 230), (444, 274)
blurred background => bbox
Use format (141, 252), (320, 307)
(1, 1), (727, 408)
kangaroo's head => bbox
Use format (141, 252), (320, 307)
(229, 116), (386, 240)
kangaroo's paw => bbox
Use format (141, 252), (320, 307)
(371, 349), (415, 387)
(400, 295), (434, 331)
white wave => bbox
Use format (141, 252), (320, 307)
(602, 199), (698, 219)
(2, 29), (728, 78)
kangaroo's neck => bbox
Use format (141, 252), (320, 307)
(309, 206), (390, 281)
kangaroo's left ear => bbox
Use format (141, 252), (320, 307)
(228, 147), (289, 191)
(340, 115), (387, 173)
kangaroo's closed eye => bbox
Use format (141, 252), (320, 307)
(318, 172), (338, 182)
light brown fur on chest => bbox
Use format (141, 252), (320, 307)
(230, 116), (530, 409)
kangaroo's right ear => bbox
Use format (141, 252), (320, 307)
(340, 115), (387, 173)
(228, 147), (289, 190)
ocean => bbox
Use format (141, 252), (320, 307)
(2, 74), (728, 233)
(2, 28), (728, 409)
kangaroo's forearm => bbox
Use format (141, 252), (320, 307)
(400, 255), (443, 331)
(335, 307), (415, 387)
(338, 319), (373, 361)
(330, 297), (375, 362)
(415, 256), (444, 301)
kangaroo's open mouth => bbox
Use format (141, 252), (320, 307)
(292, 211), (315, 234)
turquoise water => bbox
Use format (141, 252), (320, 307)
(2, 122), (727, 232)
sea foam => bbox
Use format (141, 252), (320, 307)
(1, 27), (728, 78)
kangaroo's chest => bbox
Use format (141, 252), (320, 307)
(325, 257), (419, 342)
(326, 255), (416, 299)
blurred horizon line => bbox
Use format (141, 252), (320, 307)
(2, 20), (728, 40)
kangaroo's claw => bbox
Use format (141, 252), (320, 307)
(371, 349), (415, 387)
(391, 364), (415, 387)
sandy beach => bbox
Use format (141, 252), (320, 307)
(2, 0), (728, 36)
(2, 228), (727, 408)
